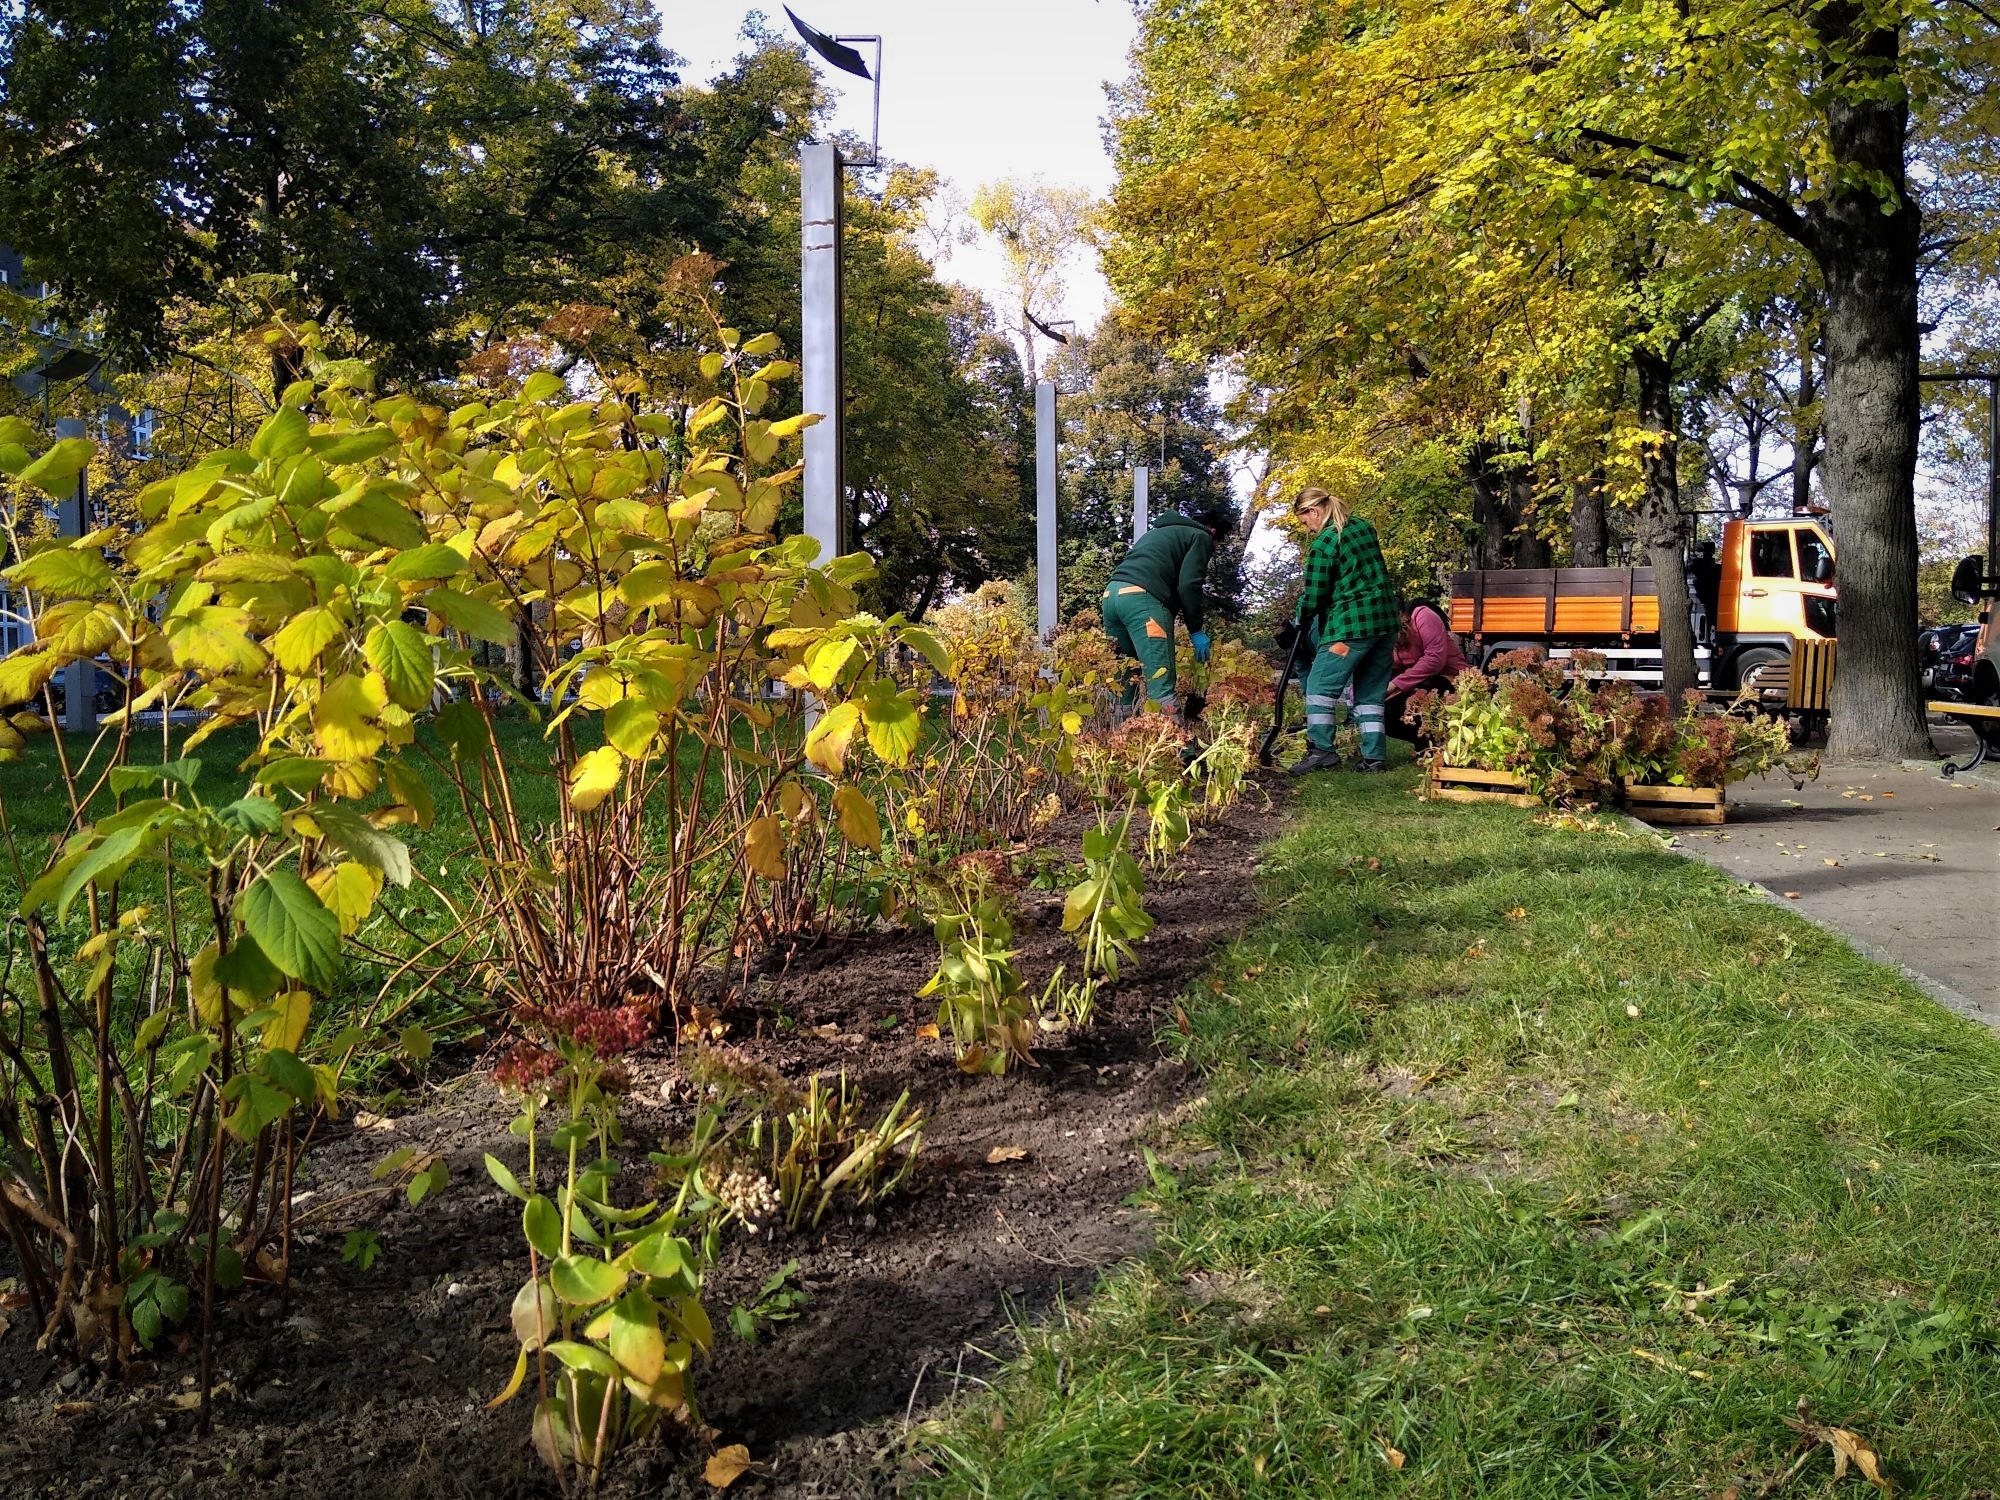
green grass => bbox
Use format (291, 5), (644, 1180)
(921, 767), (2000, 1497)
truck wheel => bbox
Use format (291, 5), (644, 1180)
(1729, 646), (1787, 694)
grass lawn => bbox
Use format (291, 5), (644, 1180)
(922, 764), (2000, 1497)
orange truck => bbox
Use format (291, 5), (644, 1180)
(1446, 517), (1837, 690)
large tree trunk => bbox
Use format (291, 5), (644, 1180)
(1635, 349), (1699, 699)
(1570, 473), (1609, 566)
(1809, 3), (1929, 761)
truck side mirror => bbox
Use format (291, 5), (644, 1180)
(1813, 554), (1834, 585)
(1950, 554), (1985, 606)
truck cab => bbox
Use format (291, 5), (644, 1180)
(1712, 517), (1837, 690)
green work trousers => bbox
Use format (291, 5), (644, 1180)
(1304, 629), (1395, 759)
(1101, 585), (1177, 709)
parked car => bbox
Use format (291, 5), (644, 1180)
(1921, 622), (1980, 699)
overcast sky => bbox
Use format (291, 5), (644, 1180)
(656, 2), (1137, 328)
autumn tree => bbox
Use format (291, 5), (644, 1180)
(1107, 0), (2000, 755)
(968, 178), (1097, 381)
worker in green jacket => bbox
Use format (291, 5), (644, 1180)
(1101, 507), (1223, 715)
(1290, 485), (1400, 774)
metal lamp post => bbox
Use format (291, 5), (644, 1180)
(789, 9), (881, 569)
(1026, 315), (1076, 641)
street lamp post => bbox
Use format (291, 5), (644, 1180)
(788, 9), (882, 569)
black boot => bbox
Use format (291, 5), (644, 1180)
(1289, 746), (1343, 775)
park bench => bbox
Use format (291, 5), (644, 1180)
(1929, 698), (2000, 777)
(1785, 638), (1837, 744)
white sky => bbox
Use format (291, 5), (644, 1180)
(655, 1), (1135, 330)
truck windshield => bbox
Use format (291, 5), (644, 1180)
(1797, 529), (1833, 584)
(1750, 530), (1796, 578)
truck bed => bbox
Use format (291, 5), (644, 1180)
(1447, 567), (1662, 639)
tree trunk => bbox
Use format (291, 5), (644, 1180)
(1809, 2), (1929, 760)
(1509, 471), (1552, 568)
(1570, 472), (1609, 566)
(1634, 349), (1698, 699)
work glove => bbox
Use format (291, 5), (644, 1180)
(1190, 630), (1212, 664)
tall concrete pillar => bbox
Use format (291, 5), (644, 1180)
(53, 417), (94, 734)
(801, 142), (847, 563)
(1133, 464), (1149, 544)
(1036, 380), (1057, 641)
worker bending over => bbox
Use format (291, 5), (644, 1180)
(1101, 505), (1223, 714)
(1291, 486), (1399, 774)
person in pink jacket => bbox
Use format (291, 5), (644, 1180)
(1385, 599), (1468, 746)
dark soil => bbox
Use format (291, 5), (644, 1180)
(0, 798), (1280, 1499)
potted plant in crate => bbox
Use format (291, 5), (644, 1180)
(1615, 691), (1804, 824)
(1410, 651), (1619, 808)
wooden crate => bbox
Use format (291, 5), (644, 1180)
(1622, 780), (1726, 825)
(1426, 761), (1540, 808)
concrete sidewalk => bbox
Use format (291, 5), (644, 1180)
(1668, 756), (1999, 1024)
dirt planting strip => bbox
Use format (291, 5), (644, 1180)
(0, 798), (1280, 1500)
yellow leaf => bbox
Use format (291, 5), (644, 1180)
(168, 606), (268, 678)
(744, 815), (786, 879)
(314, 674), (386, 761)
(262, 990), (313, 1053)
(832, 786), (881, 851)
(802, 701), (860, 774)
(777, 779), (810, 823)
(568, 744), (624, 812)
(704, 1445), (754, 1490)
(985, 1145), (1029, 1164)
(271, 606), (345, 675)
(309, 861), (379, 936)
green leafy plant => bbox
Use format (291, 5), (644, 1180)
(340, 1228), (383, 1273)
(728, 1260), (808, 1346)
(485, 1012), (711, 1487)
(1064, 818), (1154, 990)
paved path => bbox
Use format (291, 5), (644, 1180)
(1669, 754), (2000, 1024)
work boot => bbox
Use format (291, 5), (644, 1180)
(1354, 758), (1388, 774)
(1289, 746), (1343, 775)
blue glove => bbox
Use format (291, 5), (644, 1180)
(1190, 631), (1212, 664)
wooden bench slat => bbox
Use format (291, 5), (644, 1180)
(1929, 701), (2000, 719)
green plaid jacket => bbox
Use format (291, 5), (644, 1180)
(1298, 515), (1399, 642)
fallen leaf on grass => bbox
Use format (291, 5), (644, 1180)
(1625, 1003), (1641, 1018)
(1504, 906), (1527, 921)
(1785, 1406), (1891, 1493)
(915, 1022), (940, 1040)
(704, 1444), (755, 1489)
(1630, 1347), (1709, 1380)
(1376, 1436), (1406, 1469)
(986, 1145), (1029, 1164)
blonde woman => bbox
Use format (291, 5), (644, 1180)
(1290, 487), (1399, 774)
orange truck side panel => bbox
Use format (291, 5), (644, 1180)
(1448, 520), (1834, 646)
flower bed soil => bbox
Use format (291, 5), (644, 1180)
(0, 798), (1280, 1499)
